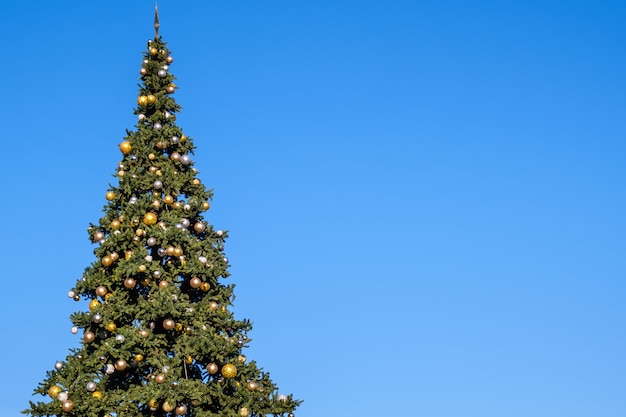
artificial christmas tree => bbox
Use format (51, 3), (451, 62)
(25, 8), (300, 417)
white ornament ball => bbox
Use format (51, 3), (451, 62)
(153, 180), (163, 189)
(277, 394), (288, 402)
(145, 255), (153, 262)
(93, 313), (103, 323)
(171, 136), (179, 143)
(154, 122), (162, 130)
(105, 364), (115, 374)
(57, 392), (68, 402)
(67, 290), (75, 298)
(138, 114), (146, 121)
(158, 69), (167, 77)
(71, 326), (78, 334)
(129, 196), (138, 204)
(115, 334), (126, 343)
(216, 230), (224, 236)
(198, 256), (207, 264)
(147, 237), (157, 246)
(55, 361), (64, 370)
(181, 218), (190, 227)
(180, 154), (191, 165)
(86, 382), (97, 392)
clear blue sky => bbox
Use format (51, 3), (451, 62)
(1, 1), (625, 416)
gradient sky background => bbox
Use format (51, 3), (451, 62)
(1, 1), (625, 416)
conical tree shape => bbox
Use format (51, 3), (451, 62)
(25, 34), (300, 417)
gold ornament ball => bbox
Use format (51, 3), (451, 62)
(105, 293), (114, 301)
(125, 250), (133, 260)
(105, 322), (117, 332)
(148, 153), (156, 160)
(143, 212), (158, 226)
(202, 201), (211, 211)
(110, 220), (121, 230)
(209, 301), (219, 310)
(138, 264), (147, 273)
(134, 353), (144, 362)
(238, 354), (247, 363)
(147, 94), (157, 104)
(110, 251), (119, 262)
(61, 400), (74, 412)
(119, 141), (132, 155)
(93, 231), (105, 241)
(247, 381), (258, 391)
(206, 363), (218, 375)
(162, 401), (175, 412)
(105, 191), (116, 201)
(114, 359), (127, 371)
(190, 277), (202, 289)
(95, 286), (107, 297)
(149, 47), (158, 55)
(92, 391), (103, 400)
(155, 373), (166, 384)
(166, 55), (174, 63)
(139, 67), (147, 75)
(159, 280), (169, 288)
(164, 195), (174, 205)
(192, 179), (200, 185)
(165, 246), (175, 256)
(163, 319), (175, 330)
(173, 201), (182, 209)
(239, 407), (250, 417)
(185, 355), (194, 365)
(175, 323), (183, 332)
(175, 404), (188, 416)
(137, 95), (148, 106)
(139, 329), (150, 338)
(193, 222), (206, 233)
(89, 299), (101, 311)
(200, 282), (211, 292)
(166, 85), (175, 94)
(173, 247), (183, 257)
(221, 363), (237, 378)
(124, 277), (136, 289)
(84, 331), (95, 343)
(102, 256), (113, 267)
(148, 398), (159, 409)
(48, 385), (62, 399)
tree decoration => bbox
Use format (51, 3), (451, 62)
(24, 7), (301, 417)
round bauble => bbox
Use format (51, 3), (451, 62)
(115, 334), (125, 343)
(221, 363), (237, 378)
(166, 55), (174, 63)
(165, 246), (175, 256)
(189, 277), (202, 289)
(180, 154), (191, 165)
(162, 401), (175, 412)
(134, 353), (144, 362)
(55, 361), (64, 370)
(170, 152), (181, 161)
(110, 251), (119, 262)
(137, 95), (148, 106)
(89, 299), (101, 311)
(105, 322), (117, 332)
(149, 47), (158, 56)
(277, 394), (288, 402)
(155, 373), (165, 384)
(105, 191), (115, 201)
(238, 354), (247, 363)
(158, 69), (167, 77)
(105, 364), (115, 374)
(61, 400), (74, 412)
(209, 301), (219, 310)
(143, 212), (158, 226)
(166, 85), (175, 93)
(163, 319), (175, 330)
(193, 222), (206, 233)
(175, 404), (188, 415)
(92, 391), (103, 400)
(173, 247), (183, 257)
(110, 220), (121, 230)
(147, 237), (157, 246)
(164, 195), (174, 205)
(93, 313), (103, 323)
(154, 122), (162, 130)
(57, 391), (68, 402)
(48, 385), (62, 398)
(101, 255), (113, 267)
(140, 67), (147, 75)
(289, 414), (295, 417)
(206, 362), (219, 375)
(71, 326), (78, 334)
(239, 407), (250, 417)
(140, 329), (150, 338)
(153, 180), (163, 189)
(119, 141), (132, 154)
(93, 231), (105, 242)
(114, 359), (127, 371)
(84, 331), (95, 343)
(86, 381), (97, 392)
(200, 282), (211, 292)
(147, 94), (157, 104)
(148, 398), (159, 409)
(124, 277), (136, 289)
(247, 381), (258, 391)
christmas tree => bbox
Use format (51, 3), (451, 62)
(24, 8), (300, 417)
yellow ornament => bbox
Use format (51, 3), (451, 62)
(185, 355), (193, 365)
(239, 407), (250, 417)
(137, 95), (148, 106)
(148, 398), (159, 409)
(105, 191), (115, 201)
(238, 354), (247, 363)
(119, 141), (132, 155)
(202, 201), (211, 210)
(48, 385), (62, 399)
(110, 220), (121, 230)
(143, 212), (158, 226)
(134, 354), (144, 362)
(180, 134), (186, 142)
(163, 195), (174, 205)
(147, 94), (157, 104)
(92, 391), (103, 400)
(162, 401), (175, 412)
(221, 363), (237, 378)
(125, 250), (133, 260)
(149, 47), (158, 56)
(89, 299), (101, 311)
(105, 322), (117, 332)
(101, 256), (113, 267)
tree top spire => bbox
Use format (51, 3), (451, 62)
(154, 2), (160, 38)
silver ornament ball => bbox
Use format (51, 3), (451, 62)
(71, 326), (78, 334)
(55, 361), (64, 371)
(147, 237), (157, 246)
(86, 382), (97, 392)
(158, 69), (167, 77)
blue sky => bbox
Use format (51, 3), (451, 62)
(1, 1), (625, 416)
